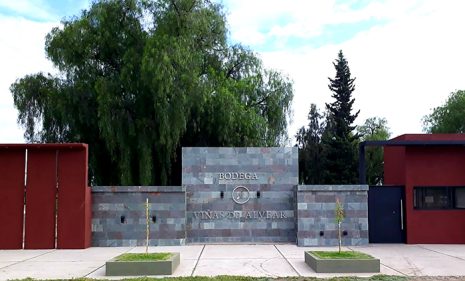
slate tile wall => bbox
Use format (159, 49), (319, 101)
(90, 150), (370, 247)
(183, 147), (298, 243)
(296, 185), (369, 246)
(91, 186), (186, 246)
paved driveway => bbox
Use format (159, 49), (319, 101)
(1, 244), (465, 279)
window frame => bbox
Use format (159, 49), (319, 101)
(413, 186), (465, 210)
(454, 187), (465, 209)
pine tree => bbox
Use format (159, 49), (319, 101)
(321, 50), (360, 184)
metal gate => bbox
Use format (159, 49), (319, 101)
(0, 144), (91, 249)
(368, 185), (406, 243)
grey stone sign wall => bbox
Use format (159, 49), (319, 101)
(89, 148), (370, 247)
(296, 185), (369, 246)
(91, 186), (185, 246)
(183, 147), (298, 243)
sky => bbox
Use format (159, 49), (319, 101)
(1, 0), (465, 144)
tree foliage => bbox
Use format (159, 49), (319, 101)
(295, 104), (325, 184)
(423, 90), (465, 133)
(358, 117), (390, 185)
(326, 51), (359, 140)
(296, 51), (361, 184)
(320, 50), (360, 184)
(10, 0), (293, 185)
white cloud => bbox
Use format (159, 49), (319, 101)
(1, 0), (465, 144)
(0, 15), (57, 143)
(0, 0), (90, 21)
(0, 0), (55, 21)
(225, 0), (418, 46)
(226, 0), (465, 140)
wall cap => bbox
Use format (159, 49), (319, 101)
(297, 185), (368, 192)
(92, 186), (185, 193)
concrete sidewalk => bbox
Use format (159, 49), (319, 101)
(1, 244), (465, 280)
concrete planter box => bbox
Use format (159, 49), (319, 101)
(106, 252), (180, 276)
(305, 251), (380, 273)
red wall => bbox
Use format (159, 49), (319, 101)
(384, 134), (407, 185)
(0, 149), (25, 249)
(384, 146), (405, 185)
(0, 144), (91, 249)
(24, 150), (57, 249)
(384, 134), (465, 244)
(57, 147), (92, 248)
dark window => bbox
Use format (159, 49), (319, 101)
(414, 187), (465, 210)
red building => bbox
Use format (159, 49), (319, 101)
(383, 134), (465, 244)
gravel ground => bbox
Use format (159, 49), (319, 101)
(409, 277), (465, 281)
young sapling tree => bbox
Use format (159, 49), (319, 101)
(335, 198), (345, 253)
(145, 197), (149, 254)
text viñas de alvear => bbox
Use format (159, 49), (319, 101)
(193, 210), (287, 220)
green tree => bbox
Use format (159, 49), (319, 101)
(321, 50), (360, 184)
(10, 0), (293, 186)
(295, 104), (325, 184)
(358, 117), (390, 185)
(423, 90), (465, 133)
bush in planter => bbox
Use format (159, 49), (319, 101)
(106, 252), (181, 276)
(304, 251), (380, 273)
(304, 198), (380, 273)
(335, 197), (344, 253)
(105, 198), (180, 276)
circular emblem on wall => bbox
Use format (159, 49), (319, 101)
(232, 186), (250, 204)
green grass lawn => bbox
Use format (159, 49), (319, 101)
(310, 251), (374, 259)
(115, 252), (172, 261)
(14, 276), (408, 281)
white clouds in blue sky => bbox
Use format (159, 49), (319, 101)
(1, 0), (465, 143)
(224, 0), (393, 50)
(223, 0), (465, 139)
(0, 0), (89, 21)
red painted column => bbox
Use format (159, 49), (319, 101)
(57, 146), (91, 248)
(24, 149), (57, 249)
(0, 149), (26, 249)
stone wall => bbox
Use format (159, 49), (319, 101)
(296, 185), (369, 246)
(89, 150), (371, 247)
(183, 147), (298, 243)
(91, 186), (185, 246)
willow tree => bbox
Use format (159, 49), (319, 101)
(11, 0), (293, 185)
